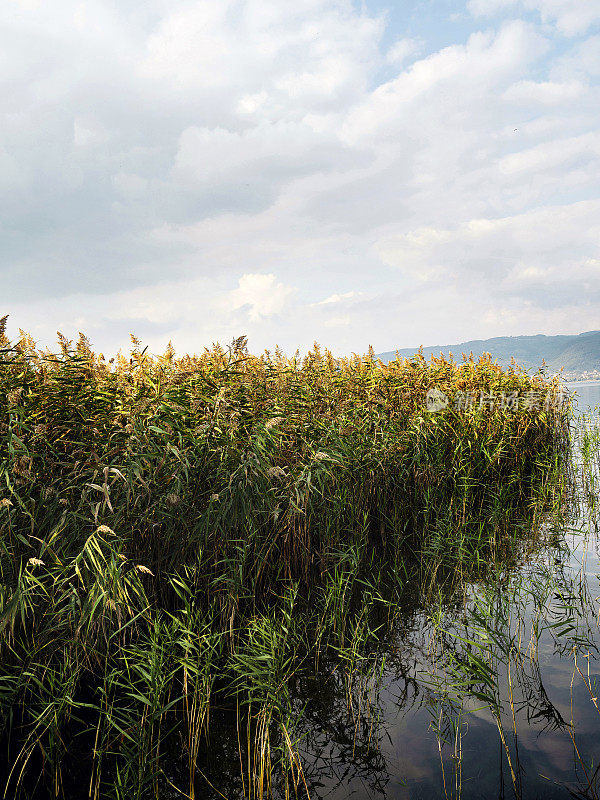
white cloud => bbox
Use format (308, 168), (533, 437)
(138, 0), (383, 107)
(551, 35), (600, 80)
(386, 37), (423, 65)
(1, 0), (600, 357)
(503, 78), (585, 104)
(498, 130), (600, 176)
(468, 0), (600, 37)
(343, 21), (549, 144)
(323, 315), (351, 327)
(223, 273), (294, 321)
(73, 118), (111, 147)
(315, 290), (358, 305)
(377, 200), (600, 308)
(236, 91), (268, 116)
(172, 121), (341, 191)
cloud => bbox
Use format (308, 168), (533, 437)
(377, 200), (600, 309)
(323, 315), (351, 327)
(497, 132), (600, 176)
(551, 35), (600, 80)
(223, 273), (294, 321)
(503, 79), (585, 104)
(138, 0), (383, 103)
(315, 290), (358, 305)
(468, 0), (600, 37)
(386, 37), (423, 66)
(1, 0), (599, 356)
(342, 21), (549, 144)
(169, 121), (357, 218)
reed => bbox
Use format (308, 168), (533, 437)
(426, 412), (599, 800)
(0, 318), (571, 798)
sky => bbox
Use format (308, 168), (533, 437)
(2, 0), (599, 357)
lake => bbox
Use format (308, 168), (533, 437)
(567, 380), (600, 416)
(307, 383), (600, 799)
(198, 383), (600, 799)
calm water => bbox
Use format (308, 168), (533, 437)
(307, 382), (600, 800)
(567, 380), (600, 415)
(202, 384), (600, 800)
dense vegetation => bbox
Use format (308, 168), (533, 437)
(0, 317), (570, 799)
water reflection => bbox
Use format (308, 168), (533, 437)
(280, 541), (599, 798)
(196, 528), (599, 798)
(303, 559), (596, 798)
(196, 391), (600, 800)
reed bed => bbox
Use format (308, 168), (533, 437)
(0, 318), (571, 798)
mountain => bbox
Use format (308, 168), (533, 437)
(376, 331), (600, 375)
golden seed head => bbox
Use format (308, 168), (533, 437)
(7, 388), (22, 405)
(265, 417), (284, 430)
(96, 524), (115, 535)
(135, 564), (154, 576)
(314, 451), (336, 462)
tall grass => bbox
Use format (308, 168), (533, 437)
(426, 412), (600, 800)
(0, 318), (571, 798)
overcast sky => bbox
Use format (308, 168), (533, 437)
(2, 0), (599, 356)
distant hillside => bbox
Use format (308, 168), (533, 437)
(376, 331), (600, 374)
